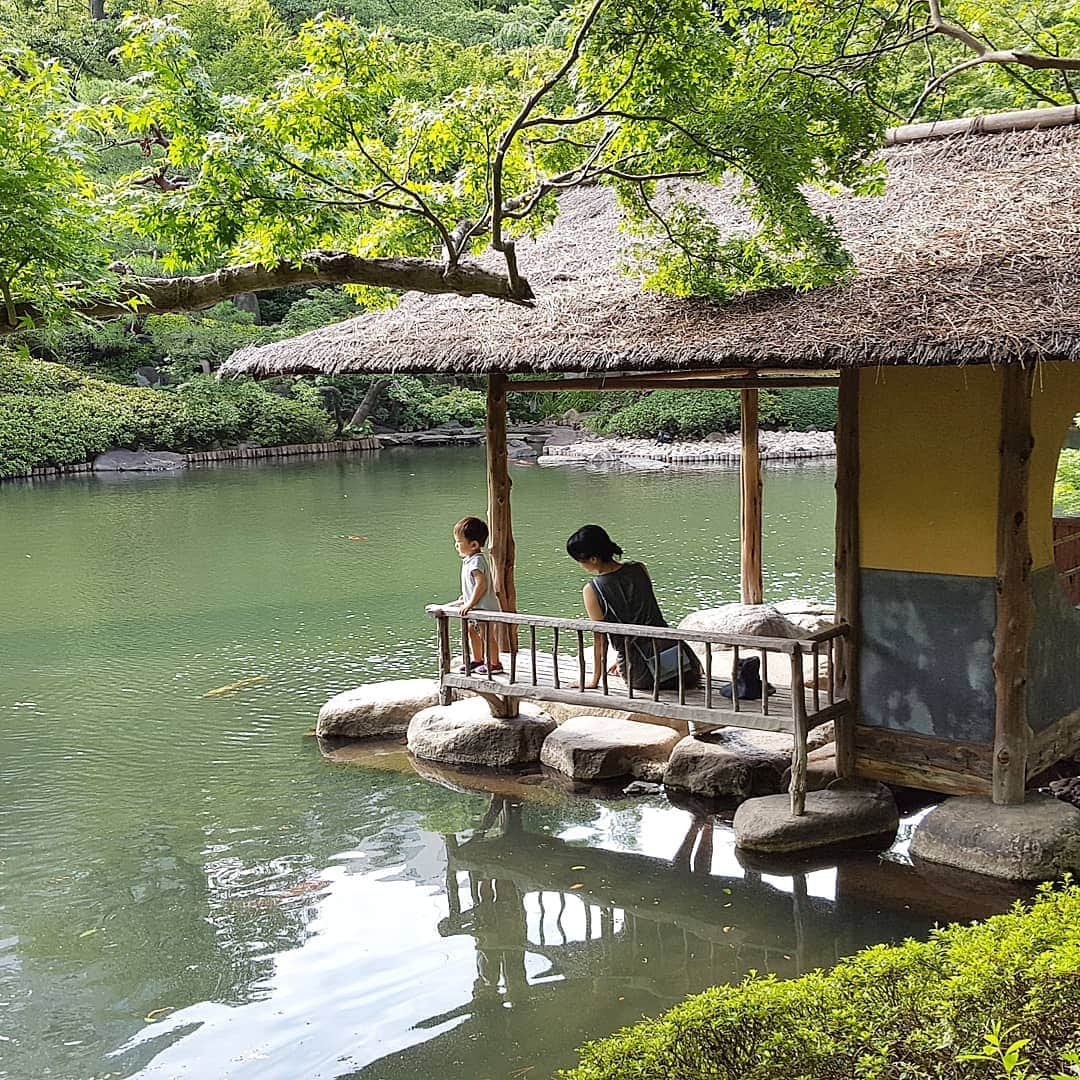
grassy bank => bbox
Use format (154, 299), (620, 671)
(562, 881), (1080, 1080)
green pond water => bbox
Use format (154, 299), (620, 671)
(0, 450), (1015, 1080)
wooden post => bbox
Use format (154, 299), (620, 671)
(833, 369), (860, 779)
(740, 388), (763, 605)
(992, 364), (1035, 805)
(486, 373), (517, 652)
(789, 648), (808, 816)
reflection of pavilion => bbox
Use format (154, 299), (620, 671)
(347, 798), (950, 1079)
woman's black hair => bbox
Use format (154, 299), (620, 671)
(566, 524), (623, 563)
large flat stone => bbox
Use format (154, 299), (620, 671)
(910, 793), (1080, 881)
(663, 730), (793, 800)
(408, 698), (555, 768)
(540, 716), (681, 782)
(317, 679), (440, 739)
(538, 699), (688, 735)
(733, 780), (899, 853)
(93, 449), (185, 472)
(678, 604), (804, 639)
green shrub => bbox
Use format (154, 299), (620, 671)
(761, 387), (838, 431)
(1055, 449), (1080, 516)
(563, 881), (1080, 1080)
(603, 390), (743, 438)
(0, 357), (332, 476)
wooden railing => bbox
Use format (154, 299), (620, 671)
(1054, 517), (1080, 604)
(426, 605), (851, 815)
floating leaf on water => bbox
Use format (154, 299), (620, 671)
(722, 887), (732, 895)
(78, 929), (99, 938)
(203, 675), (265, 698)
(570, 883), (585, 890)
(145, 1007), (174, 1022)
(346, 535), (368, 541)
(722, 926), (732, 933)
(570, 865), (587, 871)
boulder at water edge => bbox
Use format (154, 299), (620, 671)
(408, 698), (556, 768)
(538, 699), (688, 735)
(540, 716), (681, 782)
(317, 679), (440, 739)
(93, 449), (185, 472)
(678, 604), (805, 639)
(663, 730), (794, 800)
(733, 780), (899, 853)
(910, 794), (1080, 881)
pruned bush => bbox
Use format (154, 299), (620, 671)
(761, 387), (838, 431)
(562, 881), (1080, 1080)
(1055, 449), (1080, 516)
(603, 390), (743, 438)
(0, 356), (332, 476)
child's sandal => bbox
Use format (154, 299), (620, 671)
(458, 660), (483, 674)
(474, 664), (504, 675)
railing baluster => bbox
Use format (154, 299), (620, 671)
(676, 643), (685, 705)
(811, 643), (820, 712)
(461, 616), (471, 672)
(510, 636), (517, 684)
(652, 638), (661, 702)
(761, 649), (769, 716)
(705, 643), (713, 709)
(827, 637), (835, 705)
(600, 634), (609, 696)
(731, 645), (740, 713)
(624, 636), (634, 700)
(552, 627), (561, 689)
(486, 621), (494, 681)
(530, 624), (537, 686)
(437, 613), (452, 706)
(789, 647), (808, 816)
(577, 629), (586, 690)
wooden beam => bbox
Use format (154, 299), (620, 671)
(992, 364), (1035, 805)
(505, 374), (839, 393)
(833, 369), (860, 780)
(1027, 707), (1080, 780)
(740, 388), (763, 605)
(486, 373), (518, 627)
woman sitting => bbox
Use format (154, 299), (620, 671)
(566, 524), (701, 692)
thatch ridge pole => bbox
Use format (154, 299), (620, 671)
(486, 373), (518, 645)
(833, 369), (860, 779)
(740, 389), (764, 605)
(992, 364), (1035, 805)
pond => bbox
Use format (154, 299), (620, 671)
(0, 450), (1014, 1079)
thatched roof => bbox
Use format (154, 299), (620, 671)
(223, 115), (1080, 377)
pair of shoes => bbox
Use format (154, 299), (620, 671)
(474, 664), (504, 675)
(458, 660), (483, 674)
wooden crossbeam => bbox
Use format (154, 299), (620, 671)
(505, 373), (839, 393)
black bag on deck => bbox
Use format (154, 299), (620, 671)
(719, 655), (776, 700)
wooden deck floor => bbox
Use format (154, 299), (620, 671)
(446, 650), (848, 736)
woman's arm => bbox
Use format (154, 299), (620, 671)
(582, 582), (606, 689)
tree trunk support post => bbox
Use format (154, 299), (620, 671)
(992, 364), (1035, 805)
(740, 388), (764, 606)
(833, 369), (860, 779)
(486, 374), (518, 719)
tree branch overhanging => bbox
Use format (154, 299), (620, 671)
(2, 251), (534, 334)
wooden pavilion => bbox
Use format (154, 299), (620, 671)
(224, 106), (1080, 815)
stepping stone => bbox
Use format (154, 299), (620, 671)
(733, 780), (899, 853)
(910, 793), (1080, 881)
(537, 699), (688, 734)
(663, 730), (794, 800)
(540, 716), (681, 782)
(317, 678), (440, 739)
(408, 697), (555, 768)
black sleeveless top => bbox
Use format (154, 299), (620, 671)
(589, 563), (678, 683)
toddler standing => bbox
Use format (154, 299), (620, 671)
(451, 516), (503, 673)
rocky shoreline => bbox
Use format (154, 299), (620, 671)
(539, 429), (835, 467)
(373, 422), (836, 466)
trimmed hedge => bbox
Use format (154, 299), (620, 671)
(596, 388), (839, 438)
(0, 355), (331, 477)
(562, 881), (1080, 1080)
(1056, 449), (1080, 516)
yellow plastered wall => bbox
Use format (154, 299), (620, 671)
(860, 364), (1080, 577)
(860, 367), (1000, 577)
